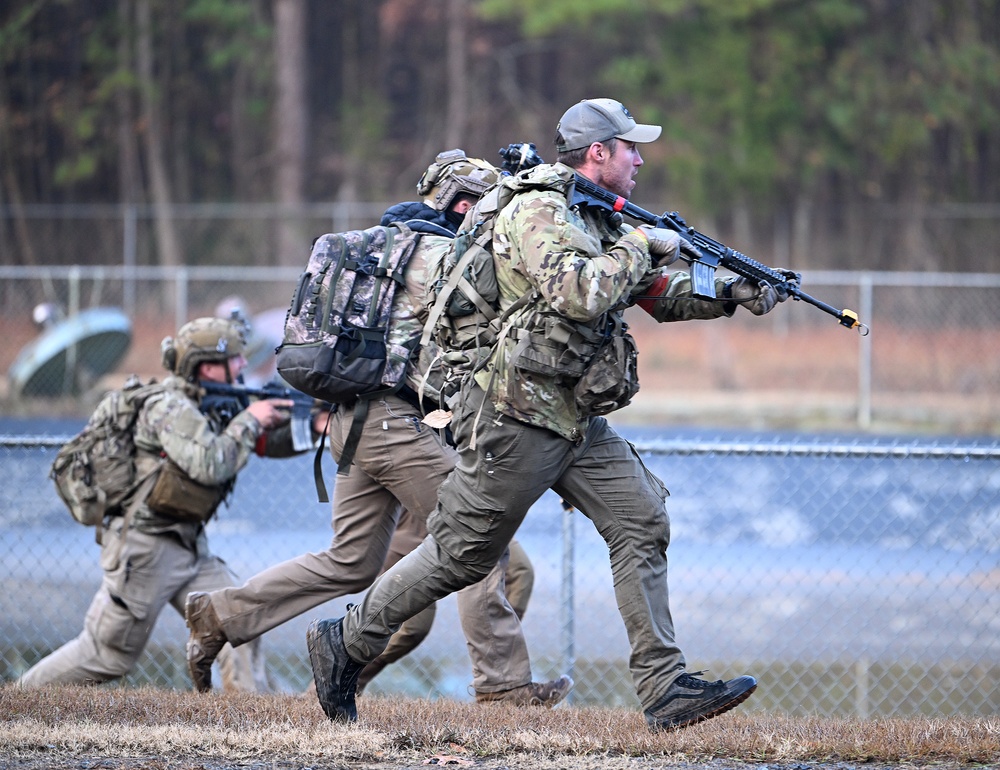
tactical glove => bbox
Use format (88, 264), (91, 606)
(727, 277), (786, 315)
(638, 226), (684, 267)
(772, 268), (802, 301)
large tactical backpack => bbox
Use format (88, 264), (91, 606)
(276, 223), (422, 475)
(50, 375), (166, 526)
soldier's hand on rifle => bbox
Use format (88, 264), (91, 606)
(637, 226), (680, 267)
(772, 268), (802, 301)
(727, 277), (786, 315)
(312, 409), (332, 435)
(246, 399), (293, 429)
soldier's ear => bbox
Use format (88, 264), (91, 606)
(587, 142), (608, 163)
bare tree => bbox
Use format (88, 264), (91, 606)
(136, 0), (182, 282)
(116, 0), (141, 204)
(443, 0), (467, 150)
(272, 0), (307, 266)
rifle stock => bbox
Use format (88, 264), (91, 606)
(568, 174), (868, 334)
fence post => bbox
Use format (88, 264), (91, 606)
(561, 503), (576, 702)
(857, 273), (874, 429)
(174, 267), (189, 330)
(854, 655), (870, 719)
(66, 265), (81, 394)
(122, 204), (137, 316)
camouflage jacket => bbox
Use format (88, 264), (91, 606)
(130, 375), (293, 546)
(478, 162), (732, 442)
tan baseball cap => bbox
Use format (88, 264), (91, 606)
(555, 98), (662, 152)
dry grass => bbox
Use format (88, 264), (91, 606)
(2, 685), (997, 770)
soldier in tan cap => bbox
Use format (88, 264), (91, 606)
(305, 97), (798, 730)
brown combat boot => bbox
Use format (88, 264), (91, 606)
(475, 675), (573, 707)
(185, 591), (228, 692)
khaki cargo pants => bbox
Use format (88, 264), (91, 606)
(19, 524), (266, 691)
(343, 386), (686, 710)
(208, 393), (535, 694)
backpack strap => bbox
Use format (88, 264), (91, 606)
(335, 339), (422, 477)
(467, 288), (536, 451)
(414, 346), (445, 409)
(335, 398), (369, 477)
(367, 226), (397, 326)
(420, 235), (469, 349)
(305, 393), (416, 494)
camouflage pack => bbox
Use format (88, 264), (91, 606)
(50, 376), (166, 526)
(276, 224), (422, 474)
(277, 224), (422, 402)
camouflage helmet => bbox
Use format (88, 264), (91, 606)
(160, 317), (247, 381)
(416, 149), (499, 211)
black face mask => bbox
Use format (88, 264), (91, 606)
(445, 208), (466, 228)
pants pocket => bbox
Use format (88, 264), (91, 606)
(89, 589), (152, 657)
(103, 533), (163, 621)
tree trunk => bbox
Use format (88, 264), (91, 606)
(116, 0), (141, 204)
(336, 1), (361, 209)
(443, 0), (467, 150)
(136, 0), (182, 281)
(272, 0), (307, 266)
(231, 61), (252, 199)
(792, 195), (811, 269)
(0, 47), (37, 268)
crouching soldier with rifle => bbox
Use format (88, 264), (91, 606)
(19, 317), (328, 691)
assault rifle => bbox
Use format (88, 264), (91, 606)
(498, 142), (868, 334)
(200, 379), (317, 452)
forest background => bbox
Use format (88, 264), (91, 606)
(2, 0), (999, 276)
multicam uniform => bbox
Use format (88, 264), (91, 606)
(486, 163), (734, 436)
(339, 162), (738, 710)
(201, 202), (538, 697)
(20, 375), (298, 690)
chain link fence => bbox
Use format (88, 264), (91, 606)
(2, 265), (1000, 434)
(2, 431), (998, 717)
(1, 203), (998, 715)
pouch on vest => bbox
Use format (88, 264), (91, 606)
(145, 460), (228, 524)
(573, 319), (640, 417)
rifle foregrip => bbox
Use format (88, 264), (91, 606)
(717, 249), (787, 286)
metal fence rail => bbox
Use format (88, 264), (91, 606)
(3, 432), (997, 717)
(3, 264), (1000, 432)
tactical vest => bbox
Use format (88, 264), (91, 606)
(422, 163), (640, 421)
